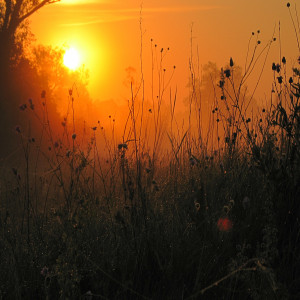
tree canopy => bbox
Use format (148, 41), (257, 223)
(0, 0), (60, 69)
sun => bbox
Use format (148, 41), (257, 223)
(63, 47), (80, 70)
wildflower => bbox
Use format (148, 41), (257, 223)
(72, 133), (77, 140)
(230, 57), (234, 67)
(282, 56), (286, 64)
(217, 217), (233, 232)
(40, 266), (49, 277)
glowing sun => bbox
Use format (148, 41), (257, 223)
(63, 47), (80, 70)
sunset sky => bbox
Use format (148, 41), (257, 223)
(30, 0), (298, 104)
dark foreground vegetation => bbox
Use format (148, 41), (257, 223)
(0, 59), (299, 300)
(0, 1), (300, 299)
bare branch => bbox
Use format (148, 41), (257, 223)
(18, 0), (60, 24)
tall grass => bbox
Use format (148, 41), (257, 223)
(0, 4), (300, 300)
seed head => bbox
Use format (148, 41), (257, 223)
(194, 202), (200, 212)
(224, 69), (231, 78)
(19, 104), (27, 111)
(276, 64), (281, 73)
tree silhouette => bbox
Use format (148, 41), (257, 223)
(0, 0), (60, 71)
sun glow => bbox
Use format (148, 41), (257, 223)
(63, 47), (80, 70)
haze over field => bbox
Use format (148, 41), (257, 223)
(30, 0), (297, 102)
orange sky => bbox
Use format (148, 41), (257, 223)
(30, 0), (299, 104)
